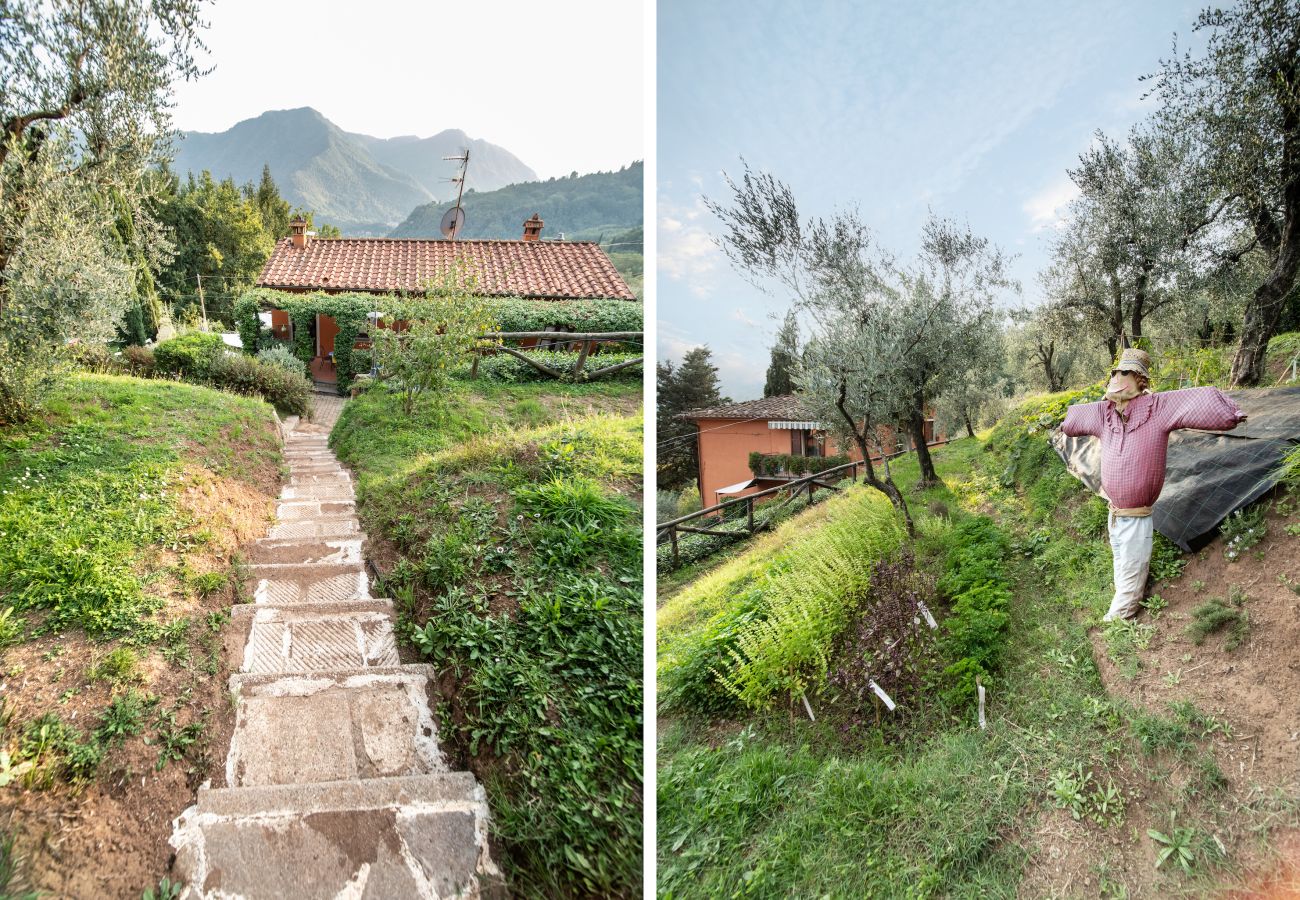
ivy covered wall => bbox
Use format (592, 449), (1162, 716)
(234, 289), (644, 394)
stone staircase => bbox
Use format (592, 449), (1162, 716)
(169, 421), (499, 899)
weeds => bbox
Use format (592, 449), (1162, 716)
(1187, 586), (1249, 649)
(88, 646), (140, 686)
(1220, 505), (1267, 561)
(1148, 812), (1201, 875)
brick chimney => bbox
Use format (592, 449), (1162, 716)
(290, 215), (310, 249)
(522, 213), (543, 241)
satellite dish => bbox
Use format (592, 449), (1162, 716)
(440, 207), (466, 239)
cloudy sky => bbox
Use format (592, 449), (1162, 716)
(658, 0), (1202, 399)
(170, 0), (643, 179)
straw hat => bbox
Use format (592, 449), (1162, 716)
(1111, 348), (1151, 379)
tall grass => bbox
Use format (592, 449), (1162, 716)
(659, 488), (904, 712)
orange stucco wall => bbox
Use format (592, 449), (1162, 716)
(691, 417), (945, 508)
(693, 419), (862, 507)
(270, 309), (292, 341)
(317, 314), (340, 358)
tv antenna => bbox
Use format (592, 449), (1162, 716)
(440, 148), (470, 240)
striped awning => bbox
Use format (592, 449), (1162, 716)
(769, 420), (823, 430)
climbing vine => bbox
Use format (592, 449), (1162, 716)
(233, 289), (644, 394)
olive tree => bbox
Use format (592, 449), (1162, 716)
(1148, 0), (1300, 385)
(0, 0), (209, 420)
(706, 165), (1014, 528)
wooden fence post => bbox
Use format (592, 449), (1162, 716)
(470, 351), (480, 379)
(571, 341), (592, 379)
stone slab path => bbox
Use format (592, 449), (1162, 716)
(170, 400), (499, 898)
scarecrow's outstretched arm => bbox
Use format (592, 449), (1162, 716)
(1158, 386), (1246, 432)
(1059, 400), (1104, 438)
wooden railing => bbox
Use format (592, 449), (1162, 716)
(656, 438), (953, 569)
(469, 331), (643, 381)
(656, 459), (865, 569)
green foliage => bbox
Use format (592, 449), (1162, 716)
(141, 876), (182, 900)
(664, 490), (904, 711)
(333, 378), (642, 897)
(487, 297), (643, 334)
(153, 170), (275, 325)
(88, 647), (140, 685)
(0, 375), (278, 635)
(985, 385), (1105, 450)
(256, 344), (308, 377)
(373, 288), (499, 414)
(934, 516), (1013, 704)
(1220, 504), (1267, 561)
(469, 349), (642, 384)
(747, 452), (851, 477)
(207, 353), (312, 417)
(1148, 812), (1202, 876)
(1188, 586), (1250, 649)
(153, 332), (226, 379)
(391, 161), (642, 243)
(18, 713), (101, 787)
(657, 346), (729, 491)
(94, 689), (154, 747)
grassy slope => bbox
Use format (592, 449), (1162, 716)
(331, 376), (643, 899)
(658, 424), (1298, 897)
(0, 374), (281, 898)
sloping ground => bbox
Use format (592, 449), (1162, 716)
(658, 420), (1300, 897)
(331, 377), (643, 898)
(0, 375), (281, 899)
(169, 416), (500, 897)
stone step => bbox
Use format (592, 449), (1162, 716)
(286, 462), (349, 474)
(226, 666), (446, 787)
(268, 518), (362, 540)
(277, 499), (356, 520)
(235, 601), (399, 674)
(250, 562), (371, 606)
(281, 483), (356, 501)
(250, 537), (364, 567)
(288, 470), (351, 486)
(170, 774), (495, 900)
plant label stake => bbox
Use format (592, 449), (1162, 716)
(800, 692), (816, 722)
(977, 676), (987, 730)
(916, 601), (938, 630)
(868, 679), (896, 712)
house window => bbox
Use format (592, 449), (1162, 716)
(789, 429), (825, 457)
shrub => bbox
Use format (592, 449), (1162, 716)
(68, 343), (116, 374)
(257, 344), (307, 377)
(208, 353), (313, 417)
(154, 332), (225, 379)
(122, 345), (155, 377)
(468, 349), (642, 383)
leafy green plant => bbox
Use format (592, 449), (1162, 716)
(94, 689), (154, 746)
(255, 344), (307, 377)
(1049, 763), (1093, 820)
(142, 875), (182, 900)
(153, 709), (205, 771)
(189, 570), (228, 598)
(1148, 812), (1200, 875)
(1221, 504), (1267, 561)
(0, 607), (24, 648)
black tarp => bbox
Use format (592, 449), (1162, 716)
(1049, 387), (1300, 551)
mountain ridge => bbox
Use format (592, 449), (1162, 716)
(170, 107), (536, 236)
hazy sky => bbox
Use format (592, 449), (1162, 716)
(170, 0), (643, 179)
(658, 0), (1202, 400)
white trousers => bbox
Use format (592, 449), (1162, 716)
(1105, 513), (1154, 621)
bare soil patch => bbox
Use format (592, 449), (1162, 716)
(2, 459), (279, 897)
(1013, 501), (1300, 898)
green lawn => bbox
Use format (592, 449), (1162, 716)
(332, 376), (643, 899)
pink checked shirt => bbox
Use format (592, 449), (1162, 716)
(1059, 387), (1245, 509)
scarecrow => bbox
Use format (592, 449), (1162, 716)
(1057, 348), (1245, 621)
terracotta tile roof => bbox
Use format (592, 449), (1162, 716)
(256, 237), (637, 301)
(684, 395), (816, 421)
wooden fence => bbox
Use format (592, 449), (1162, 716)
(657, 459), (866, 569)
(657, 439), (953, 569)
(469, 331), (643, 381)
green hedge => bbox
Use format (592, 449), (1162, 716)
(150, 333), (312, 416)
(234, 290), (644, 395)
(154, 332), (225, 379)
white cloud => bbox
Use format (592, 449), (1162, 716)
(731, 308), (758, 327)
(658, 196), (722, 296)
(1023, 177), (1079, 231)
